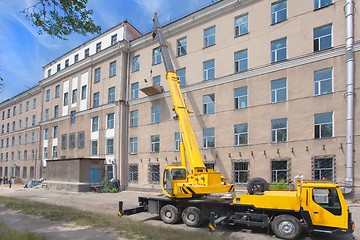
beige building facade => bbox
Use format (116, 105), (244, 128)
(0, 0), (359, 193)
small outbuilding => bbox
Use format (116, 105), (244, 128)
(44, 158), (105, 192)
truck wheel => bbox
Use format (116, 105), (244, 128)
(160, 205), (180, 224)
(182, 206), (202, 227)
(247, 177), (269, 194)
(271, 215), (302, 240)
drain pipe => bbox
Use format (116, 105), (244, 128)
(344, 0), (355, 194)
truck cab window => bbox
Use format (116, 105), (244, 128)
(312, 188), (341, 215)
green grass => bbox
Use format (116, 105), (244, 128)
(269, 179), (290, 191)
(0, 222), (46, 240)
(0, 196), (225, 240)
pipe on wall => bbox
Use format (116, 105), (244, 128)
(344, 0), (355, 194)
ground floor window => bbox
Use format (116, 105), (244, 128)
(314, 157), (334, 181)
(148, 164), (160, 184)
(233, 161), (249, 184)
(205, 162), (215, 170)
(23, 167), (27, 179)
(105, 165), (113, 181)
(271, 160), (288, 183)
(30, 166), (35, 179)
(129, 164), (138, 182)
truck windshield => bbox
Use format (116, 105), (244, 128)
(172, 168), (186, 180)
(312, 188), (342, 216)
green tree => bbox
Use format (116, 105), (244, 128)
(22, 0), (101, 40)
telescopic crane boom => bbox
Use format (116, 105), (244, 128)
(152, 13), (234, 198)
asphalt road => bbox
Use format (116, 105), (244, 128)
(0, 184), (358, 240)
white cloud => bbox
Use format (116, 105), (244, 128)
(134, 0), (169, 19)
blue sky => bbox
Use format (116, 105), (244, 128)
(0, 0), (217, 102)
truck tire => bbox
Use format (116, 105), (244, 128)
(182, 206), (202, 227)
(247, 177), (269, 194)
(160, 205), (180, 224)
(271, 215), (302, 240)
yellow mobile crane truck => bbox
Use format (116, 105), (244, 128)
(118, 14), (354, 240)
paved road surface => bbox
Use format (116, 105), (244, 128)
(0, 184), (358, 240)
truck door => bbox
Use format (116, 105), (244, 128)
(163, 168), (173, 196)
(308, 188), (347, 229)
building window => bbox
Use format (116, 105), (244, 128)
(65, 59), (69, 68)
(47, 69), (51, 77)
(70, 111), (76, 124)
(271, 37), (287, 63)
(111, 34), (117, 45)
(203, 94), (215, 115)
(107, 113), (115, 129)
(132, 55), (140, 72)
(130, 110), (138, 128)
(131, 82), (139, 100)
(235, 14), (248, 37)
(31, 150), (35, 160)
(92, 117), (99, 132)
(271, 78), (287, 103)
(106, 138), (114, 154)
(57, 63), (61, 72)
(84, 48), (89, 57)
(55, 85), (60, 98)
(53, 126), (58, 139)
(12, 121), (15, 131)
(234, 162), (249, 184)
(203, 128), (215, 149)
(72, 89), (77, 104)
(149, 164), (160, 183)
(94, 67), (101, 83)
(31, 132), (35, 142)
(45, 109), (50, 120)
(314, 112), (333, 138)
(271, 118), (287, 143)
(46, 89), (50, 101)
(234, 87), (248, 109)
(81, 85), (87, 100)
(272, 0), (287, 24)
(314, 68), (332, 95)
(174, 132), (182, 152)
(234, 49), (248, 73)
(109, 61), (116, 77)
(63, 92), (68, 106)
(314, 0), (332, 10)
(203, 59), (215, 81)
(23, 167), (27, 178)
(26, 101), (29, 111)
(52, 146), (58, 159)
(93, 92), (100, 107)
(234, 124), (248, 146)
(91, 140), (98, 155)
(129, 164), (138, 182)
(78, 132), (85, 148)
(314, 157), (334, 181)
(108, 86), (115, 103)
(204, 26), (216, 47)
(151, 106), (160, 124)
(271, 160), (288, 182)
(152, 47), (161, 65)
(69, 133), (75, 149)
(33, 98), (36, 109)
(44, 128), (48, 140)
(314, 24), (332, 52)
(54, 105), (59, 118)
(43, 147), (48, 159)
(151, 135), (160, 152)
(96, 42), (101, 52)
(130, 137), (138, 154)
(19, 104), (22, 114)
(176, 68), (186, 87)
(18, 120), (22, 129)
(152, 75), (161, 86)
(177, 37), (187, 56)
(74, 54), (79, 62)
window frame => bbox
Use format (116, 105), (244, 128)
(130, 137), (138, 154)
(109, 61), (117, 77)
(313, 24), (332, 52)
(234, 49), (248, 73)
(234, 123), (248, 146)
(271, 78), (287, 103)
(271, 0), (287, 25)
(235, 14), (249, 37)
(151, 135), (160, 153)
(271, 118), (288, 143)
(233, 161), (249, 184)
(203, 94), (215, 115)
(314, 68), (333, 96)
(203, 128), (215, 149)
(203, 59), (215, 81)
(271, 37), (287, 63)
(204, 26), (216, 47)
(314, 112), (333, 139)
(177, 37), (187, 56)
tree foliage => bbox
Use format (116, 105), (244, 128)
(22, 0), (101, 40)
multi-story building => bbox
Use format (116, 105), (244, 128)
(0, 0), (359, 193)
(126, 0), (359, 192)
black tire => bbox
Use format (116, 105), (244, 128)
(182, 206), (202, 227)
(247, 177), (269, 195)
(160, 205), (180, 224)
(271, 215), (302, 240)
